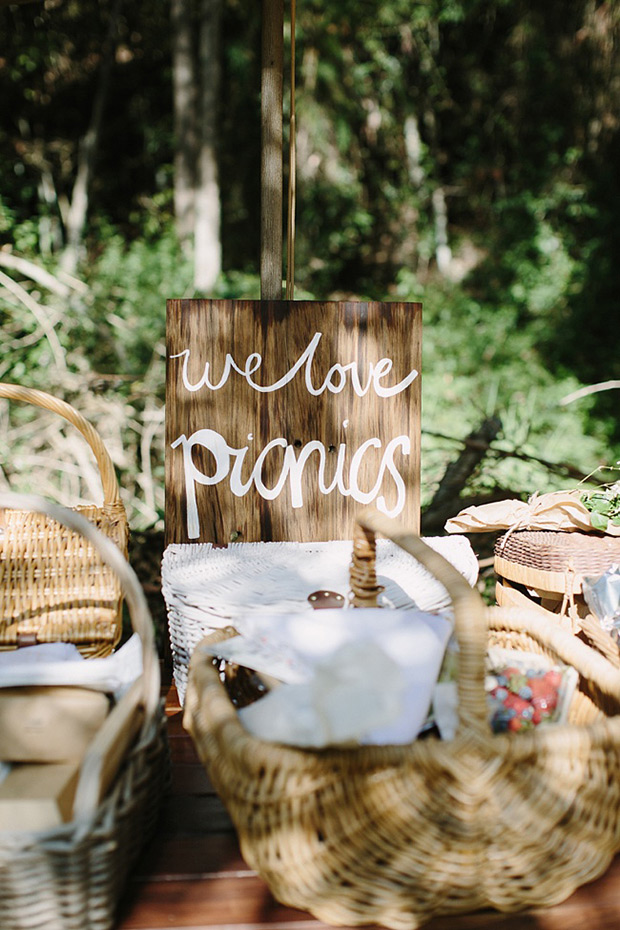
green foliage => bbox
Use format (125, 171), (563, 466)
(0, 199), (15, 234)
(581, 485), (620, 532)
(81, 228), (193, 381)
(395, 273), (620, 509)
(1, 0), (620, 531)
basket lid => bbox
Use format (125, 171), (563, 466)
(494, 529), (620, 594)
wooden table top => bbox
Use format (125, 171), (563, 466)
(116, 666), (620, 930)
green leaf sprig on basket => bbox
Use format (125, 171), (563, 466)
(580, 482), (620, 531)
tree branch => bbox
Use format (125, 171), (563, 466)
(422, 427), (589, 481)
(560, 381), (620, 406)
(422, 417), (502, 534)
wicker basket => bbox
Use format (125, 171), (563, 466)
(0, 383), (128, 657)
(494, 528), (620, 596)
(0, 492), (169, 930)
(494, 528), (620, 647)
(184, 509), (620, 930)
(162, 533), (479, 704)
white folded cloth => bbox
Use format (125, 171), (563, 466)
(206, 607), (453, 748)
(0, 634), (143, 698)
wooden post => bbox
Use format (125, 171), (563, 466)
(261, 0), (283, 299)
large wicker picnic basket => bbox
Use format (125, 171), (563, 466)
(0, 492), (169, 930)
(0, 383), (128, 657)
(185, 508), (620, 929)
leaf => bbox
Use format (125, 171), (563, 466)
(590, 511), (610, 531)
(591, 497), (612, 515)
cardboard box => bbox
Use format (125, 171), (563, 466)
(0, 761), (81, 831)
(0, 686), (110, 762)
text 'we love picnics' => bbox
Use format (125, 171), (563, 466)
(169, 330), (419, 539)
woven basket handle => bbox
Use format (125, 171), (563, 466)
(353, 509), (489, 740)
(0, 492), (159, 821)
(0, 382), (121, 507)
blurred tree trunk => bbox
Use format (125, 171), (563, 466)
(171, 0), (198, 252)
(171, 0), (222, 291)
(194, 0), (222, 291)
(60, 0), (122, 274)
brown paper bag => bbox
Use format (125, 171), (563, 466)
(445, 490), (620, 536)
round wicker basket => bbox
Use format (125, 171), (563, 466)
(494, 529), (620, 595)
(184, 511), (620, 929)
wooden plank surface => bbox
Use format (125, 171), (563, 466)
(165, 299), (421, 545)
(115, 669), (620, 930)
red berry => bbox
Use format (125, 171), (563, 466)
(503, 694), (530, 716)
(532, 695), (555, 721)
(544, 670), (562, 689)
(529, 678), (554, 700)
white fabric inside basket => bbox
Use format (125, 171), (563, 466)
(0, 635), (143, 698)
(201, 606), (454, 747)
(162, 535), (479, 704)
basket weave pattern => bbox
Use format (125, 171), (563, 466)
(185, 511), (620, 929)
(0, 494), (168, 930)
(0, 711), (169, 930)
(0, 384), (128, 657)
(163, 534), (479, 703)
(495, 529), (620, 595)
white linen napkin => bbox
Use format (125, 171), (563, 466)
(212, 607), (454, 748)
(0, 634), (143, 698)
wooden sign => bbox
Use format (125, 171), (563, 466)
(166, 299), (422, 544)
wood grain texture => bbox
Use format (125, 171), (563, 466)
(115, 674), (620, 930)
(166, 299), (422, 544)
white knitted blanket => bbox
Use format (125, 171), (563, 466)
(162, 535), (479, 703)
(163, 535), (478, 625)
